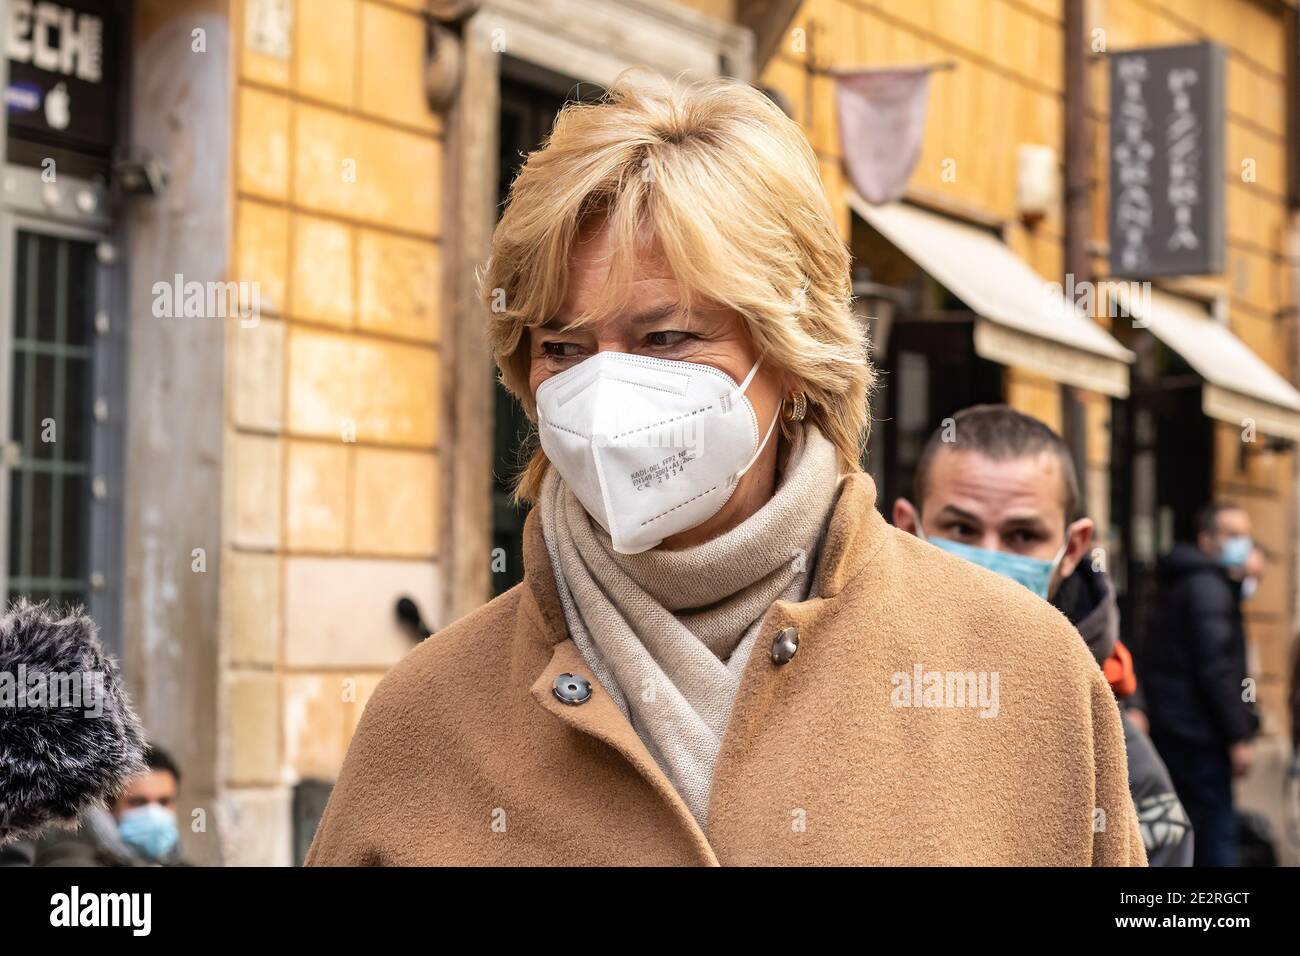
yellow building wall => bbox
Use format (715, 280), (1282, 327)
(760, 0), (1066, 265)
(224, 0), (444, 797)
(759, 0), (1082, 505)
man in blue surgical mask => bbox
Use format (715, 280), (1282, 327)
(892, 405), (1092, 602)
(894, 404), (1193, 866)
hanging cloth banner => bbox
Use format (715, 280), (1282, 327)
(833, 65), (943, 205)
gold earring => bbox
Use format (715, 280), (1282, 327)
(782, 390), (808, 423)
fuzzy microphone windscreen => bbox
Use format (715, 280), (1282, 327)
(0, 600), (145, 845)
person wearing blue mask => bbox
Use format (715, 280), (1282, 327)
(892, 406), (1094, 602)
(111, 744), (184, 864)
(35, 744), (186, 867)
(1142, 502), (1261, 866)
(894, 404), (1193, 866)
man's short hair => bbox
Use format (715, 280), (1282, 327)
(1195, 501), (1243, 537)
(912, 404), (1081, 521)
(143, 744), (181, 786)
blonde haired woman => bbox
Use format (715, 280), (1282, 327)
(308, 72), (1145, 866)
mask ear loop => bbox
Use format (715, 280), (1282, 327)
(724, 356), (781, 487)
(1044, 536), (1071, 596)
(732, 407), (781, 484)
(720, 356), (764, 413)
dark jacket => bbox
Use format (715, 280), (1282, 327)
(1120, 710), (1194, 866)
(1055, 561), (1194, 866)
(1143, 543), (1259, 748)
(32, 806), (140, 867)
(0, 839), (35, 866)
(32, 805), (187, 867)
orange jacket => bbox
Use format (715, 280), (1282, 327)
(1105, 640), (1138, 699)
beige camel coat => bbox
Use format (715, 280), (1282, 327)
(307, 473), (1147, 866)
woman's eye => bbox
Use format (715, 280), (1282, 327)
(542, 341), (584, 358)
(645, 330), (694, 348)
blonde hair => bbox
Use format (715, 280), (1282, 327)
(479, 69), (873, 502)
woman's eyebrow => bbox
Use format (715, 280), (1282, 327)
(541, 302), (683, 332)
(538, 316), (588, 332)
(628, 303), (683, 325)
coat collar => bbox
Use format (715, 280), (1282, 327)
(519, 470), (890, 647)
(514, 470), (890, 863)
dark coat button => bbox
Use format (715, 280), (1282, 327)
(771, 626), (799, 664)
(553, 673), (592, 705)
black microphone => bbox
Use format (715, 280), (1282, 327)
(0, 600), (145, 845)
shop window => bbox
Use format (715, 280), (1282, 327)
(5, 231), (96, 609)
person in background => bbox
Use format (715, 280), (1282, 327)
(35, 744), (187, 867)
(1142, 503), (1261, 866)
(894, 404), (1193, 866)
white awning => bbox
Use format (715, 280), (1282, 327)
(848, 194), (1133, 397)
(1111, 286), (1300, 441)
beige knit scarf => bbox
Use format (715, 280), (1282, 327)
(538, 423), (843, 830)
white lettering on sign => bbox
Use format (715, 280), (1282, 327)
(6, 0), (103, 82)
(1166, 67), (1201, 253)
(1113, 56), (1153, 273)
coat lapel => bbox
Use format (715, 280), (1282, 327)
(706, 474), (889, 849)
(515, 471), (887, 866)
(527, 639), (718, 865)
(518, 507), (718, 865)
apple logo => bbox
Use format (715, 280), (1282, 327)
(44, 82), (71, 131)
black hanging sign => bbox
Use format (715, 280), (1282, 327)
(1109, 42), (1226, 278)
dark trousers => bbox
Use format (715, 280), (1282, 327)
(1151, 731), (1237, 867)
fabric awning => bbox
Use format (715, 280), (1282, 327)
(848, 194), (1134, 397)
(1111, 286), (1300, 441)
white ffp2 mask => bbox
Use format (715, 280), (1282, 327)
(535, 351), (780, 554)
